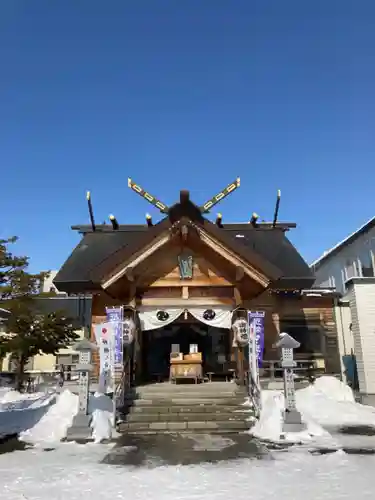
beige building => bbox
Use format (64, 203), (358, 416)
(0, 328), (86, 374)
(0, 295), (92, 375)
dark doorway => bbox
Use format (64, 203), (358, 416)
(140, 323), (231, 384)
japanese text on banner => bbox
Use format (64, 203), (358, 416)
(249, 311), (265, 367)
(106, 306), (124, 366)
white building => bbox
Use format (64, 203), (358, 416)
(311, 217), (375, 405)
(311, 216), (375, 295)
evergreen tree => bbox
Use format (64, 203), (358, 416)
(0, 237), (79, 390)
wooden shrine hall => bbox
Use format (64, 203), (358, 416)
(54, 178), (341, 385)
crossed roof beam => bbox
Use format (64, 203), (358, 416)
(127, 177), (241, 215)
(80, 177), (289, 233)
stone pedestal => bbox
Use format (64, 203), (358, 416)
(65, 414), (92, 443)
(347, 278), (375, 407)
(282, 409), (306, 433)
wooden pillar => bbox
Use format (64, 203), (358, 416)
(237, 347), (245, 385)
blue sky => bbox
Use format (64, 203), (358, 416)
(1, 0), (375, 272)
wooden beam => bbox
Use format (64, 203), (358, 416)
(138, 297), (235, 307)
(234, 287), (242, 306)
(197, 230), (270, 287)
(235, 266), (245, 282)
(181, 224), (189, 241)
(125, 267), (135, 282)
(182, 286), (189, 299)
(147, 277), (233, 287)
(102, 232), (171, 289)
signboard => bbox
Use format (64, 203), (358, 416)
(247, 314), (261, 416)
(178, 254), (193, 279)
(249, 311), (265, 367)
(106, 306), (124, 366)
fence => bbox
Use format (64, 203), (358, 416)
(259, 358), (327, 380)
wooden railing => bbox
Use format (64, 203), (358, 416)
(259, 359), (326, 380)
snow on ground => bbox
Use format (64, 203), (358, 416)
(1, 443), (375, 500)
(19, 390), (79, 446)
(250, 376), (375, 446)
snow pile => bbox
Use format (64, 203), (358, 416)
(19, 388), (115, 445)
(0, 387), (10, 400)
(89, 392), (113, 443)
(250, 376), (375, 446)
(296, 376), (375, 430)
(19, 390), (78, 445)
(250, 390), (336, 446)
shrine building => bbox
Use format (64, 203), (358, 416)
(53, 178), (341, 386)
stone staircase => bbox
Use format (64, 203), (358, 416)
(117, 382), (253, 435)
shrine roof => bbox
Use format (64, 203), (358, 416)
(54, 222), (313, 293)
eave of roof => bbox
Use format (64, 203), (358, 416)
(71, 221), (297, 234)
(310, 215), (375, 269)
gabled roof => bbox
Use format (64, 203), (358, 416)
(310, 215), (375, 269)
(54, 192), (314, 293)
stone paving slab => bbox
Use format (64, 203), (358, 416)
(101, 433), (265, 467)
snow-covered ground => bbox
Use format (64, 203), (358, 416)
(0, 443), (375, 500)
(0, 377), (375, 499)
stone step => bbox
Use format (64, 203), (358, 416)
(124, 404), (245, 414)
(135, 392), (242, 399)
(125, 397), (245, 406)
(117, 420), (251, 433)
(123, 411), (250, 423)
(117, 428), (251, 436)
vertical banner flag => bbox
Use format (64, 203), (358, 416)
(249, 311), (265, 367)
(106, 306), (124, 366)
(94, 322), (115, 393)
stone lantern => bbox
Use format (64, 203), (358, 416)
(73, 338), (97, 414)
(274, 332), (305, 432)
(66, 338), (97, 442)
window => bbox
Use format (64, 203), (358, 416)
(279, 317), (325, 355)
(328, 276), (335, 288)
(341, 268), (347, 291)
(56, 354), (75, 367)
(345, 259), (355, 281)
(353, 260), (359, 277)
(359, 249), (374, 277)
